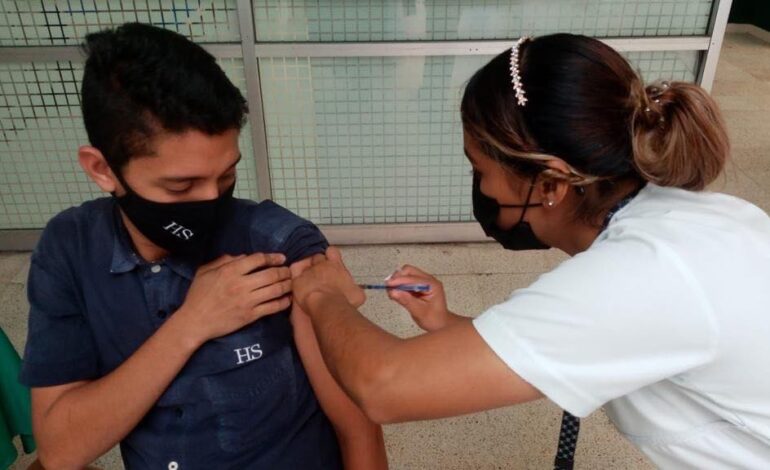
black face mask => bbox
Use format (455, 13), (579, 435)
(472, 174), (549, 250)
(113, 175), (235, 257)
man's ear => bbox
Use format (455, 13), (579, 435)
(78, 145), (119, 194)
(537, 158), (573, 208)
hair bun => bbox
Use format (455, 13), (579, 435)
(631, 80), (729, 190)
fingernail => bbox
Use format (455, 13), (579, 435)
(384, 270), (399, 281)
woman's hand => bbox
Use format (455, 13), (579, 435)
(292, 247), (366, 313)
(386, 265), (468, 332)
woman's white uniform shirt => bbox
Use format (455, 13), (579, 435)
(474, 184), (770, 468)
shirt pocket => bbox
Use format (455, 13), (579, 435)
(204, 344), (304, 454)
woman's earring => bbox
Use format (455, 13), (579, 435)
(546, 200), (555, 207)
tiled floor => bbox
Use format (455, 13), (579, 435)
(3, 32), (768, 469)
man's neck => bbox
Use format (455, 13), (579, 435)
(119, 211), (169, 263)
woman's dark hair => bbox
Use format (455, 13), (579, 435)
(80, 23), (248, 172)
(461, 33), (729, 223)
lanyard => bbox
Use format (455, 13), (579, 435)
(552, 185), (641, 470)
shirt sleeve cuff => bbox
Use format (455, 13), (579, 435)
(18, 357), (99, 387)
(473, 308), (602, 418)
(281, 225), (329, 265)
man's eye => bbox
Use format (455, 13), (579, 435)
(166, 185), (191, 194)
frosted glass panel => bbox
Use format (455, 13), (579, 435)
(0, 0), (241, 46)
(261, 51), (701, 225)
(254, 0), (714, 42)
(0, 0), (716, 231)
(0, 58), (257, 229)
(625, 50), (701, 82)
(261, 55), (489, 225)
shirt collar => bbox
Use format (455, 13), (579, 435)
(600, 184), (645, 232)
(164, 257), (196, 281)
(110, 207), (142, 274)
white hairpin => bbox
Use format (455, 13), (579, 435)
(510, 36), (530, 107)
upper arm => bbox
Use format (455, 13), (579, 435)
(288, 258), (326, 388)
(290, 303), (354, 416)
(289, 257), (373, 429)
(369, 321), (543, 424)
(292, 300), (388, 467)
(289, 259), (324, 374)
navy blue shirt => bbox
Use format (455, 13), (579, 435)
(19, 197), (342, 469)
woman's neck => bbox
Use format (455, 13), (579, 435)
(553, 180), (643, 256)
(558, 222), (603, 256)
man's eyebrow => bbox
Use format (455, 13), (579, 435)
(158, 155), (242, 183)
(159, 175), (198, 183)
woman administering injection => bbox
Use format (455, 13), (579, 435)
(291, 33), (770, 468)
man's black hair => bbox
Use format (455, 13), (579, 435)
(81, 22), (248, 171)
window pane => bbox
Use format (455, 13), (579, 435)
(0, 59), (256, 229)
(261, 51), (701, 225)
(254, 0), (714, 42)
(0, 0), (241, 46)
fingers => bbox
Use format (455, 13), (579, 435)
(387, 288), (405, 302)
(245, 267), (292, 291)
(311, 253), (326, 266)
(387, 288), (421, 309)
(396, 264), (431, 278)
(289, 257), (313, 278)
(385, 274), (437, 300)
(328, 246), (356, 276)
(326, 246), (356, 280)
(385, 274), (435, 289)
(252, 294), (293, 319)
(326, 246), (343, 263)
(351, 285), (367, 308)
(198, 254), (242, 274)
(231, 253), (287, 275)
(249, 278), (293, 307)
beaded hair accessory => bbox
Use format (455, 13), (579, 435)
(510, 36), (531, 107)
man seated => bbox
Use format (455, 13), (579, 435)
(19, 23), (386, 469)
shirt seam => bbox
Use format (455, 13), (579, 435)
(650, 241), (721, 364)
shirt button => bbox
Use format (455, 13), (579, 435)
(151, 265), (162, 274)
(168, 462), (179, 470)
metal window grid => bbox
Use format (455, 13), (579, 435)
(0, 0), (733, 248)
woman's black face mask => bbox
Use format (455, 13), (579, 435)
(472, 174), (550, 250)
